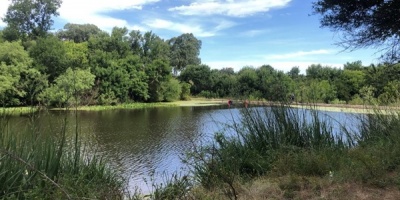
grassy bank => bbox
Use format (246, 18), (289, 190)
(156, 104), (400, 199)
(0, 111), (125, 199)
(0, 107), (39, 116)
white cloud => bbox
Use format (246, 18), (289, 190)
(169, 0), (292, 17)
(58, 0), (159, 30)
(265, 49), (333, 60)
(0, 0), (158, 30)
(144, 18), (235, 37)
(0, 0), (10, 27)
(240, 29), (268, 37)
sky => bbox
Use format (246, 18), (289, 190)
(0, 0), (380, 73)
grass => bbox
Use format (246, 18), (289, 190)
(0, 109), (125, 199)
(179, 103), (400, 199)
(3, 100), (400, 199)
(0, 106), (39, 116)
(54, 102), (178, 111)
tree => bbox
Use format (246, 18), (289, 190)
(0, 41), (46, 106)
(332, 69), (365, 103)
(306, 80), (337, 103)
(168, 33), (201, 74)
(160, 78), (182, 102)
(306, 64), (340, 82)
(3, 0), (62, 40)
(179, 64), (211, 95)
(57, 23), (101, 43)
(40, 68), (95, 106)
(128, 31), (170, 65)
(287, 66), (300, 79)
(313, 0), (400, 62)
(344, 60), (364, 71)
(63, 41), (89, 69)
(146, 59), (172, 102)
(237, 67), (259, 98)
(209, 68), (237, 97)
(29, 35), (68, 82)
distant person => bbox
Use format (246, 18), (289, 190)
(228, 99), (233, 108)
(244, 99), (249, 108)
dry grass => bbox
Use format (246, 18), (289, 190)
(194, 175), (400, 200)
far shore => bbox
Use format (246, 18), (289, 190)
(171, 98), (398, 114)
(1, 98), (398, 114)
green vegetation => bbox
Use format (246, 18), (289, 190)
(2, 1), (400, 109)
(169, 104), (400, 199)
(0, 111), (124, 199)
(72, 102), (178, 111)
(2, 0), (400, 199)
(0, 107), (38, 116)
(313, 0), (400, 62)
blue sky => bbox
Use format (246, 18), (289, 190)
(0, 0), (380, 73)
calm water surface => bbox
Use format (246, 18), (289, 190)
(8, 106), (361, 192)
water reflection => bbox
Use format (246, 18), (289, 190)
(5, 106), (362, 192)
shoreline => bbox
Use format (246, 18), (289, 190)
(1, 99), (398, 114)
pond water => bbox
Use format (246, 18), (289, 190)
(7, 105), (362, 193)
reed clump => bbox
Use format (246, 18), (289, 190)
(0, 111), (124, 199)
(184, 104), (400, 199)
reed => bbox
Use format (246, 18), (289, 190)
(0, 110), (124, 199)
(185, 103), (400, 199)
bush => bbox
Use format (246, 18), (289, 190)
(180, 82), (191, 100)
(161, 78), (182, 102)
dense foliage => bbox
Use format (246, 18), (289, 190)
(313, 0), (400, 62)
(2, 0), (400, 108)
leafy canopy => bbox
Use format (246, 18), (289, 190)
(313, 0), (400, 62)
(3, 0), (62, 40)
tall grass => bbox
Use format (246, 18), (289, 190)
(0, 110), (124, 199)
(184, 103), (400, 199)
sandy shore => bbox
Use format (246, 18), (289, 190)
(172, 98), (398, 114)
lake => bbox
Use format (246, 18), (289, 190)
(6, 105), (362, 193)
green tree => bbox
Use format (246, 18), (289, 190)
(179, 64), (211, 95)
(0, 30), (4, 43)
(160, 78), (182, 102)
(344, 60), (364, 71)
(334, 69), (365, 103)
(364, 63), (400, 98)
(29, 35), (68, 82)
(168, 33), (201, 74)
(146, 59), (172, 102)
(209, 68), (237, 98)
(3, 0), (62, 40)
(63, 41), (89, 69)
(57, 23), (101, 43)
(0, 41), (46, 106)
(0, 62), (22, 106)
(180, 82), (191, 100)
(307, 80), (337, 103)
(40, 68), (95, 106)
(379, 80), (400, 104)
(313, 0), (400, 62)
(237, 67), (260, 99)
(129, 31), (170, 65)
(306, 64), (341, 82)
(287, 66), (300, 79)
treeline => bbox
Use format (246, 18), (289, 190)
(0, 24), (202, 107)
(183, 61), (400, 105)
(2, 23), (400, 107)
(1, 0), (400, 107)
